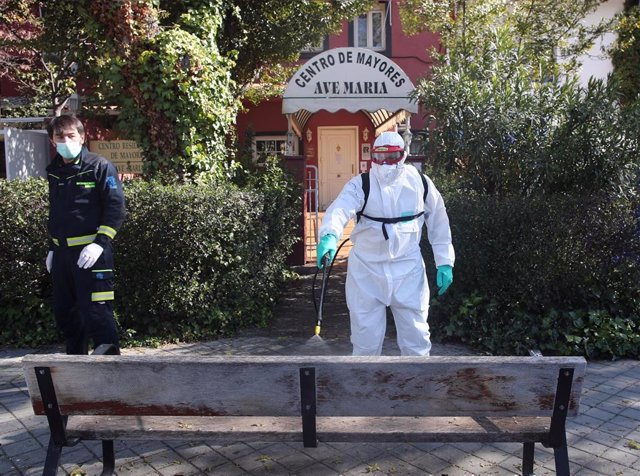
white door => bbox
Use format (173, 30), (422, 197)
(318, 126), (358, 210)
(4, 128), (51, 180)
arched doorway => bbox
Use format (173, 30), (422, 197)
(281, 47), (419, 261)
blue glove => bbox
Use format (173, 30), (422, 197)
(436, 265), (453, 296)
(317, 234), (337, 269)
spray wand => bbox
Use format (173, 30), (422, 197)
(314, 253), (330, 337)
(311, 239), (351, 340)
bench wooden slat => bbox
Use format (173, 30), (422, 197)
(317, 416), (551, 443)
(66, 415), (303, 443)
(65, 415), (551, 444)
(22, 355), (586, 418)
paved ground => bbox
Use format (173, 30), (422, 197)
(1, 262), (639, 475)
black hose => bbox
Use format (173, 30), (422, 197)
(311, 238), (351, 314)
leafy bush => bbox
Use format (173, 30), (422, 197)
(416, 28), (640, 198)
(116, 159), (300, 342)
(0, 179), (57, 347)
(415, 23), (640, 359)
(611, 5), (640, 105)
(85, 3), (238, 180)
(425, 192), (640, 359)
(0, 159), (300, 347)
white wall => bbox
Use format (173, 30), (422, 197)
(575, 0), (625, 87)
(4, 128), (51, 180)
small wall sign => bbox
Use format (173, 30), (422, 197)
(361, 143), (371, 161)
(89, 140), (144, 174)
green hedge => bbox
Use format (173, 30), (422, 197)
(425, 191), (640, 359)
(0, 161), (300, 347)
(0, 179), (56, 346)
(413, 25), (640, 359)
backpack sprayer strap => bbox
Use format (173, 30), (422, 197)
(355, 171), (429, 239)
(357, 212), (425, 240)
(355, 172), (371, 224)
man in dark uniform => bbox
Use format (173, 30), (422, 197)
(45, 115), (126, 354)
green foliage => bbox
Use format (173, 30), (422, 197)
(427, 192), (640, 359)
(400, 0), (610, 76)
(0, 179), (57, 346)
(121, 28), (238, 180)
(0, 97), (48, 119)
(412, 2), (640, 359)
(0, 0), (87, 114)
(443, 294), (640, 359)
(610, 5), (640, 105)
(116, 162), (300, 341)
(0, 161), (301, 347)
(83, 1), (238, 181)
(214, 0), (374, 98)
(116, 165), (300, 340)
(416, 27), (640, 196)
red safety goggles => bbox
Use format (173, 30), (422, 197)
(371, 145), (405, 165)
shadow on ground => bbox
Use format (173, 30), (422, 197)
(241, 260), (352, 340)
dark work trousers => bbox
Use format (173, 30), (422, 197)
(51, 242), (120, 355)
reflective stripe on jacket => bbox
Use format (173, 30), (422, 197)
(47, 147), (125, 250)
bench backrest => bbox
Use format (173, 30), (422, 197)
(23, 355), (586, 418)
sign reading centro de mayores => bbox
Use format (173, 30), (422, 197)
(282, 47), (418, 114)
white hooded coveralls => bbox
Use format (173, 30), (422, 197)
(319, 164), (455, 356)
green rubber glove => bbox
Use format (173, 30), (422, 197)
(436, 265), (453, 296)
(317, 234), (337, 269)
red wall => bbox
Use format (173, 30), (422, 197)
(0, 77), (21, 98)
(237, 98), (288, 136)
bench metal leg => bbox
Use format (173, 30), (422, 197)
(43, 437), (63, 476)
(547, 368), (572, 476)
(522, 441), (535, 476)
(100, 440), (115, 476)
(553, 435), (570, 476)
(300, 367), (317, 448)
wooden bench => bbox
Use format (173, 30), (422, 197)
(23, 351), (586, 476)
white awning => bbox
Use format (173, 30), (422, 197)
(282, 47), (418, 115)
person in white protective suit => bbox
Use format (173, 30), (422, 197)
(316, 131), (455, 356)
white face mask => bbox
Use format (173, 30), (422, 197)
(56, 141), (83, 160)
(373, 160), (405, 185)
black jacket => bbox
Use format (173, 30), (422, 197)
(46, 146), (125, 250)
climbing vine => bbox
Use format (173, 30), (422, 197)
(84, 1), (238, 181)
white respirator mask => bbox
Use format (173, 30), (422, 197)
(373, 161), (405, 185)
(371, 131), (408, 185)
